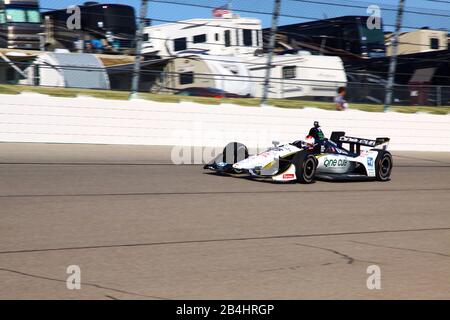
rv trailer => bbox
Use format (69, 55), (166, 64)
(157, 54), (252, 97)
(246, 53), (347, 99)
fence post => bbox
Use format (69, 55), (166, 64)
(384, 0), (406, 112)
(130, 0), (149, 99)
(437, 86), (442, 107)
(261, 0), (282, 106)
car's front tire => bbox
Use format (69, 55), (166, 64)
(293, 151), (317, 184)
(375, 150), (393, 181)
(221, 142), (249, 174)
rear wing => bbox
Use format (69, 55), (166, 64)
(330, 132), (390, 153)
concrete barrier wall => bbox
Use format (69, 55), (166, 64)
(1, 92), (449, 151)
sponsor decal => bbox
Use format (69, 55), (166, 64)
(283, 174), (295, 179)
(335, 148), (348, 155)
(339, 136), (376, 147)
(324, 158), (348, 168)
(367, 157), (374, 167)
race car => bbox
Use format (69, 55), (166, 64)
(203, 122), (393, 183)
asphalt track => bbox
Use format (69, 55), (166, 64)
(0, 143), (449, 299)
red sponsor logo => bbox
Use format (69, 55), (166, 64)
(283, 174), (295, 179)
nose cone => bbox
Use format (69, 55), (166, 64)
(233, 155), (273, 170)
(232, 162), (245, 170)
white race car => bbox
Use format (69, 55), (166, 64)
(204, 122), (393, 184)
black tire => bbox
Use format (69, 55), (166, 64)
(375, 150), (393, 181)
(292, 151), (317, 184)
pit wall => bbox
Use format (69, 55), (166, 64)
(1, 93), (449, 152)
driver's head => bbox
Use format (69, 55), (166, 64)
(305, 135), (315, 149)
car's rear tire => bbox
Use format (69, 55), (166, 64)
(293, 151), (317, 184)
(375, 150), (393, 181)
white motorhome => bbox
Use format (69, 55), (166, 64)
(158, 54), (252, 96)
(142, 17), (262, 57)
(246, 53), (347, 99)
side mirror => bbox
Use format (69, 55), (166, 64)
(272, 140), (280, 147)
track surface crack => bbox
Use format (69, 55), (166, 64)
(350, 241), (450, 258)
(0, 267), (169, 300)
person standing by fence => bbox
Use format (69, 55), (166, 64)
(335, 87), (349, 111)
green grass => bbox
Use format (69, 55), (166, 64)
(0, 84), (448, 115)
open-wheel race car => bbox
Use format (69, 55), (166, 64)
(203, 122), (393, 184)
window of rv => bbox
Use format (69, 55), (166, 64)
(5, 7), (41, 23)
(357, 22), (384, 47)
(179, 72), (194, 85)
(100, 5), (137, 34)
(26, 9), (41, 23)
(193, 34), (207, 44)
(224, 30), (231, 47)
(430, 38), (439, 49)
(243, 29), (253, 46)
(174, 37), (187, 51)
(282, 66), (297, 79)
(0, 10), (5, 24)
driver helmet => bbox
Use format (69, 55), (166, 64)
(305, 135), (315, 149)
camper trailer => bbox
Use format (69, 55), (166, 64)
(158, 54), (252, 96)
(155, 53), (347, 99)
(246, 53), (347, 99)
(0, 0), (43, 50)
(142, 16), (262, 57)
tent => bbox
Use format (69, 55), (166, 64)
(22, 52), (110, 89)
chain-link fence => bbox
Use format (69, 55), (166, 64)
(346, 82), (450, 107)
(1, 61), (449, 107)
